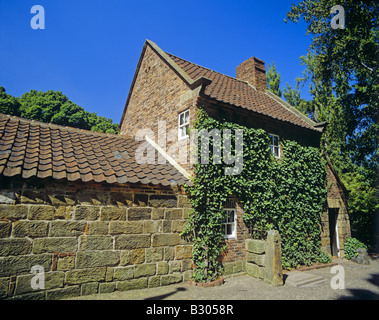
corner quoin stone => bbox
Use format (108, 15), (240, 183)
(263, 230), (283, 286)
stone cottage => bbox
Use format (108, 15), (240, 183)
(0, 39), (350, 299)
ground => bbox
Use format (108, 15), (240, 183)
(67, 258), (379, 300)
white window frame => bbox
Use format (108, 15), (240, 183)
(269, 133), (280, 158)
(223, 209), (237, 239)
(178, 109), (190, 140)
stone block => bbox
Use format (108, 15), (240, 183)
(32, 237), (77, 254)
(74, 206), (100, 220)
(160, 273), (182, 286)
(169, 261), (181, 273)
(130, 248), (145, 264)
(0, 254), (52, 277)
(148, 276), (160, 288)
(164, 247), (175, 260)
(28, 205), (56, 220)
(109, 221), (143, 235)
(86, 221), (109, 235)
(143, 220), (161, 234)
(171, 220), (187, 233)
(75, 251), (120, 269)
(152, 233), (180, 247)
(0, 221), (11, 238)
(100, 207), (127, 221)
(245, 239), (266, 254)
(0, 238), (32, 256)
(134, 263), (156, 278)
(113, 266), (134, 281)
(246, 253), (265, 267)
(165, 209), (183, 220)
(145, 247), (163, 263)
(149, 195), (177, 208)
(81, 282), (99, 296)
(57, 255), (75, 271)
(175, 245), (193, 260)
(0, 277), (9, 299)
(65, 267), (107, 285)
(120, 250), (131, 266)
(178, 195), (191, 208)
(49, 221), (87, 237)
(46, 286), (81, 300)
(0, 204), (27, 221)
(117, 278), (148, 291)
(152, 208), (165, 220)
(14, 272), (65, 295)
(78, 235), (113, 251)
(263, 230), (283, 286)
(114, 234), (151, 250)
(128, 207), (152, 221)
(55, 206), (73, 220)
(99, 282), (116, 294)
(12, 221), (48, 238)
(157, 261), (169, 275)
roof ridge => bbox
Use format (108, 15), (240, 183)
(165, 52), (250, 85)
(0, 113), (128, 140)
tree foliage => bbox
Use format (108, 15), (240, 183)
(0, 86), (119, 134)
(283, 0), (378, 247)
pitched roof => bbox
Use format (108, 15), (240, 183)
(165, 52), (322, 132)
(0, 113), (189, 186)
(121, 40), (323, 132)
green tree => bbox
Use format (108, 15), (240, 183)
(0, 87), (119, 134)
(0, 86), (21, 116)
(266, 63), (282, 97)
(285, 0), (379, 247)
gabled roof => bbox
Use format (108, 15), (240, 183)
(121, 40), (324, 133)
(0, 113), (189, 186)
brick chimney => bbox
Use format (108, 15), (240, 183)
(236, 56), (267, 91)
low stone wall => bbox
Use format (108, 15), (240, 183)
(245, 230), (283, 286)
(0, 177), (193, 300)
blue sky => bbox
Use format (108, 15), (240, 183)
(0, 0), (312, 124)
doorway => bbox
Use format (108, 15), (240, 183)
(328, 208), (340, 257)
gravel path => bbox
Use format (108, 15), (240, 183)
(67, 258), (379, 300)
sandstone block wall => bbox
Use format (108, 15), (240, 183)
(0, 177), (193, 300)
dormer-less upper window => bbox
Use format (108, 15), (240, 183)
(178, 109), (190, 140)
(269, 134), (280, 158)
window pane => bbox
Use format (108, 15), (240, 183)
(273, 136), (279, 146)
(179, 113), (184, 125)
(226, 224), (233, 235)
(184, 111), (189, 124)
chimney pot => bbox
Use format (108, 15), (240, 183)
(236, 56), (267, 91)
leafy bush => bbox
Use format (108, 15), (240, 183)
(344, 237), (367, 260)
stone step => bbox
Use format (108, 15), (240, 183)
(285, 271), (326, 288)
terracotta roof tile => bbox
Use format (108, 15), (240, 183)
(166, 53), (320, 132)
(0, 113), (190, 187)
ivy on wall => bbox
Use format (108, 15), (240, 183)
(183, 108), (330, 283)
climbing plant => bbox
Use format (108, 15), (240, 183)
(183, 108), (330, 282)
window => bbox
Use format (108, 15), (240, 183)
(269, 134), (280, 158)
(178, 109), (190, 140)
(223, 209), (236, 239)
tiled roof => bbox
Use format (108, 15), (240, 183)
(0, 113), (189, 186)
(166, 52), (320, 132)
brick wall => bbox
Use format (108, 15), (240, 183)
(0, 177), (193, 300)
